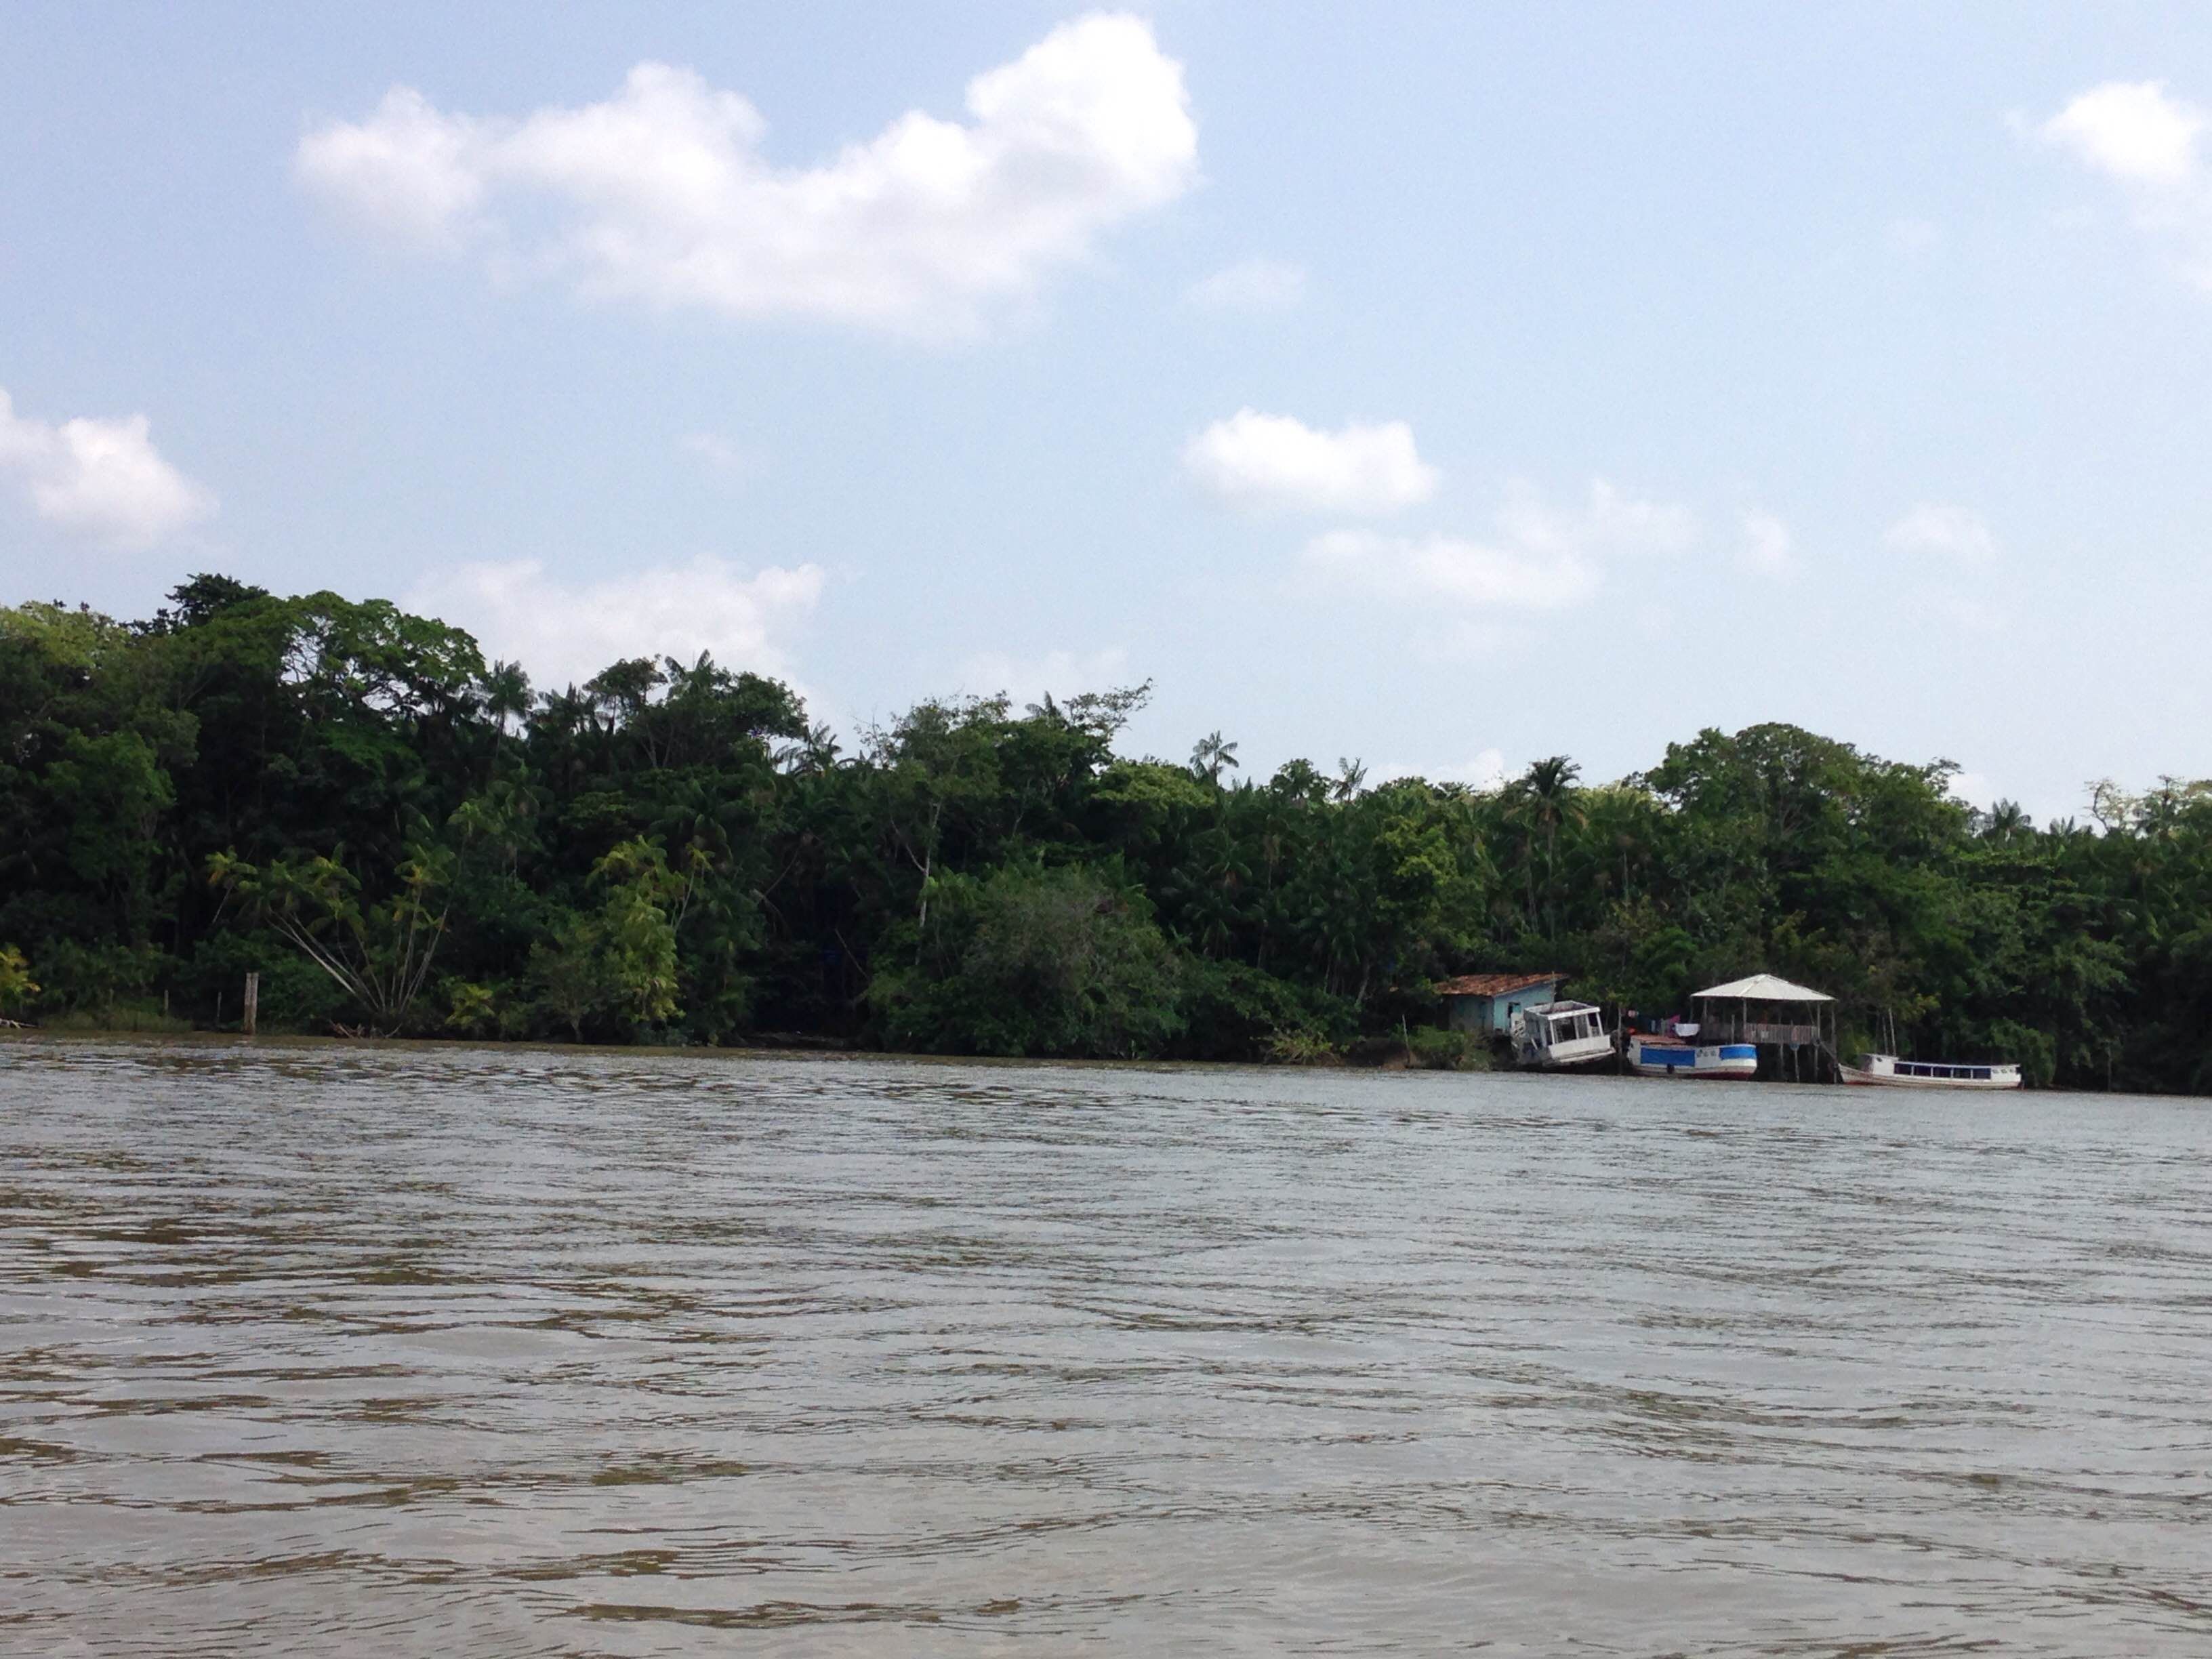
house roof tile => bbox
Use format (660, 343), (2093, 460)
(1433, 972), (1565, 999)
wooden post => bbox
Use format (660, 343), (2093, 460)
(243, 972), (260, 1038)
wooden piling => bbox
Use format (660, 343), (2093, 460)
(243, 972), (259, 1038)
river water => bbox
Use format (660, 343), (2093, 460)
(1, 1039), (2209, 1656)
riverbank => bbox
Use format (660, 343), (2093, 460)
(0, 1023), (1492, 1077)
(8, 581), (2200, 1090)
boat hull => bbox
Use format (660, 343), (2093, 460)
(1625, 1038), (1758, 1079)
(1520, 1034), (1618, 1070)
(1839, 1060), (2020, 1090)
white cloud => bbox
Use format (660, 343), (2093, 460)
(296, 14), (1197, 337)
(295, 86), (491, 247)
(678, 431), (761, 483)
(0, 387), (216, 550)
(2044, 81), (2204, 187)
(957, 644), (1131, 707)
(1739, 508), (1795, 574)
(407, 555), (823, 687)
(1301, 480), (1692, 614)
(1489, 478), (1694, 562)
(1184, 409), (1438, 514)
(1185, 258), (1307, 312)
(2037, 81), (2212, 286)
(1300, 529), (1601, 615)
(1883, 502), (1996, 563)
(1308, 528), (1598, 611)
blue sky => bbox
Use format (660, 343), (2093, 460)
(6, 3), (2212, 821)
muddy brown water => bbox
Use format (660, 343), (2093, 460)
(2, 1038), (2209, 1655)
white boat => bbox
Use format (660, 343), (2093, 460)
(1623, 1027), (1759, 1079)
(1511, 1000), (1615, 1069)
(1839, 1052), (2021, 1090)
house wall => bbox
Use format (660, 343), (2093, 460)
(1446, 981), (1563, 1035)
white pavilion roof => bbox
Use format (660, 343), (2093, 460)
(1693, 973), (1834, 1003)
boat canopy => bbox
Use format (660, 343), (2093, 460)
(1692, 973), (1833, 1002)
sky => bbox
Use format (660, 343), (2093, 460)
(5, 2), (2212, 822)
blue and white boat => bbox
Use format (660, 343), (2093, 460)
(1623, 1027), (1758, 1079)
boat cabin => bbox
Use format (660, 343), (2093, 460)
(1847, 1053), (2023, 1088)
(1890, 1059), (1999, 1081)
(1514, 1000), (1615, 1069)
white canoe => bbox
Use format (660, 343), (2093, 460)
(1839, 1053), (2021, 1090)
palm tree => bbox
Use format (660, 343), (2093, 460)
(1161, 830), (1252, 958)
(1191, 731), (1240, 785)
(1332, 757), (1368, 802)
(775, 721), (843, 776)
(1511, 756), (1584, 934)
(1982, 799), (2032, 842)
(1271, 758), (1326, 804)
(449, 769), (543, 874)
(480, 659), (533, 739)
(1582, 784), (1654, 902)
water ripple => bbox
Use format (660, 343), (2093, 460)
(3, 1038), (2211, 1654)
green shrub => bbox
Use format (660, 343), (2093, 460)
(869, 861), (1186, 1058)
(443, 977), (530, 1040)
(184, 930), (350, 1031)
(1179, 958), (1353, 1061)
(30, 940), (169, 1017)
(1986, 1019), (2057, 1088)
(43, 1002), (192, 1033)
(1407, 1025), (1488, 1071)
(1264, 1027), (1341, 1065)
(0, 943), (37, 1021)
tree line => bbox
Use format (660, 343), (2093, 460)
(1, 575), (2205, 1089)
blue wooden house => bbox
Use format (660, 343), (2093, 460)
(1435, 972), (1567, 1036)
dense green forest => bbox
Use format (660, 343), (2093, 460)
(3, 575), (2207, 1090)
